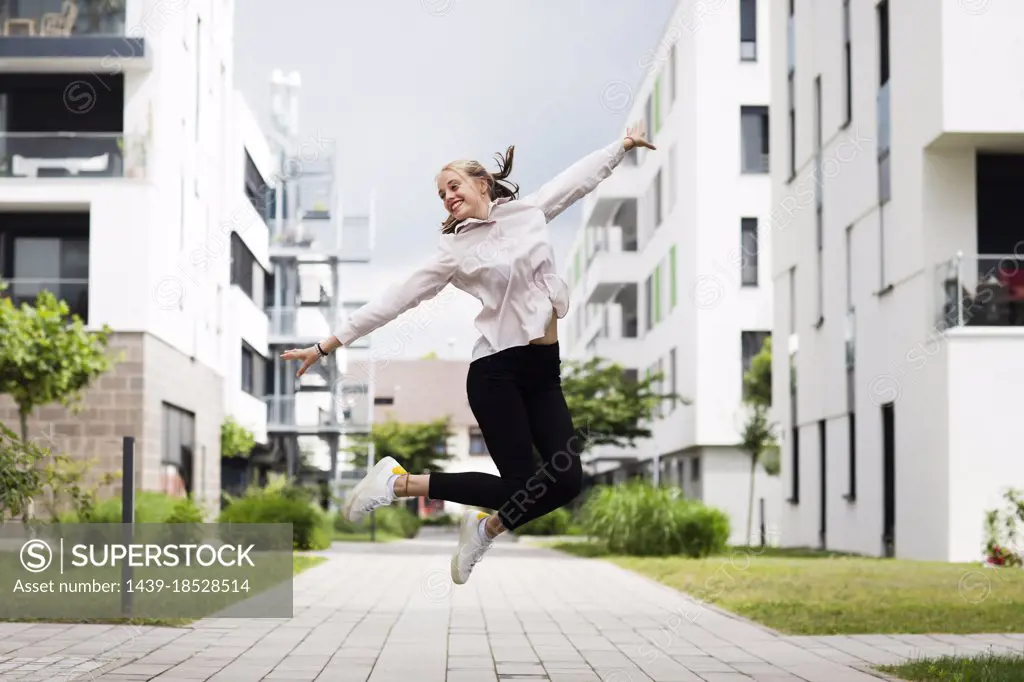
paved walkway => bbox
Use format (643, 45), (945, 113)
(1, 536), (1022, 681)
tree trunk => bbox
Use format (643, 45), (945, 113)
(19, 409), (33, 524)
(746, 450), (757, 546)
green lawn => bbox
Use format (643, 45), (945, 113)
(550, 541), (1024, 635)
(878, 652), (1024, 681)
(332, 531), (400, 543)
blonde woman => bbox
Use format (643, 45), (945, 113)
(282, 123), (655, 584)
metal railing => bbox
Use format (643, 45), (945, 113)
(936, 252), (1024, 329)
(0, 277), (88, 321)
(0, 0), (126, 37)
(0, 132), (145, 179)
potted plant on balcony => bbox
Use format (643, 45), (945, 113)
(85, 0), (126, 35)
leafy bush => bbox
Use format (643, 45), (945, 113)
(373, 505), (421, 538)
(514, 507), (573, 536)
(579, 481), (730, 557)
(420, 514), (456, 526)
(68, 491), (203, 524)
(218, 485), (331, 551)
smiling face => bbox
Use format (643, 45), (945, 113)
(437, 166), (490, 223)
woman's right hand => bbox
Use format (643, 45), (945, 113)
(625, 121), (656, 151)
(280, 346), (320, 377)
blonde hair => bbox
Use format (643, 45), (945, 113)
(437, 146), (519, 234)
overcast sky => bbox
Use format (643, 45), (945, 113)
(234, 1), (677, 359)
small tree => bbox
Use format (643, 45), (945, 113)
(0, 285), (117, 520)
(221, 417), (255, 458)
(346, 416), (454, 475)
(560, 357), (685, 451)
(740, 335), (780, 544)
(0, 285), (116, 441)
(0, 422), (49, 522)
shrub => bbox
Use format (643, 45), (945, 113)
(373, 505), (421, 539)
(579, 481), (730, 557)
(218, 485), (331, 551)
(420, 514), (456, 526)
(514, 507), (573, 536)
(68, 491), (202, 524)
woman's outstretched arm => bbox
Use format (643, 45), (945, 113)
(524, 121), (655, 223)
(282, 242), (458, 376)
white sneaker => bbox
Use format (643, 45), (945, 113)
(450, 510), (494, 585)
(344, 456), (406, 523)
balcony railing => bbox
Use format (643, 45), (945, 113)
(0, 0), (125, 37)
(0, 133), (146, 179)
(936, 252), (1024, 329)
(0, 277), (88, 321)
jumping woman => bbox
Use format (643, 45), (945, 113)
(281, 122), (655, 584)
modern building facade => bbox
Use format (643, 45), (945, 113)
(0, 0), (273, 516)
(562, 0), (782, 546)
(260, 69), (377, 499)
(770, 0), (1024, 561)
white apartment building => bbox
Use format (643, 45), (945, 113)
(562, 0), (782, 546)
(0, 0), (273, 517)
(770, 0), (1024, 562)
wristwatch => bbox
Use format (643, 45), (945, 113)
(315, 342), (328, 358)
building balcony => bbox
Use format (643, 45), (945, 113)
(580, 247), (641, 306)
(0, 276), (87, 320)
(268, 213), (372, 264)
(0, 132), (145, 179)
(0, 0), (149, 72)
(935, 252), (1024, 329)
(593, 335), (640, 369)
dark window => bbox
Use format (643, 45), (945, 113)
(161, 402), (195, 496)
(374, 396), (394, 405)
(741, 106), (770, 173)
(240, 342), (264, 397)
(878, 0), (890, 87)
(741, 218), (759, 286)
(230, 231), (265, 306)
(469, 428), (488, 455)
(842, 0), (852, 125)
(741, 331), (771, 396)
(243, 151), (271, 221)
(653, 170), (663, 226)
(644, 274), (653, 332)
(691, 456), (701, 481)
(787, 0), (796, 179)
(740, 0), (757, 60)
(0, 213), (90, 322)
(847, 412), (857, 500)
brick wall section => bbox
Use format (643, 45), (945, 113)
(140, 333), (223, 518)
(0, 332), (224, 519)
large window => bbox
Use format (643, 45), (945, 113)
(740, 0), (757, 61)
(161, 402), (195, 497)
(0, 216), (90, 322)
(740, 106), (770, 173)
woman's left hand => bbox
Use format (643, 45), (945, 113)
(625, 121), (656, 151)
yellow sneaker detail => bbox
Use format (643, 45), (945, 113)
(391, 465), (407, 475)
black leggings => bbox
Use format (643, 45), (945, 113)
(427, 342), (584, 531)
